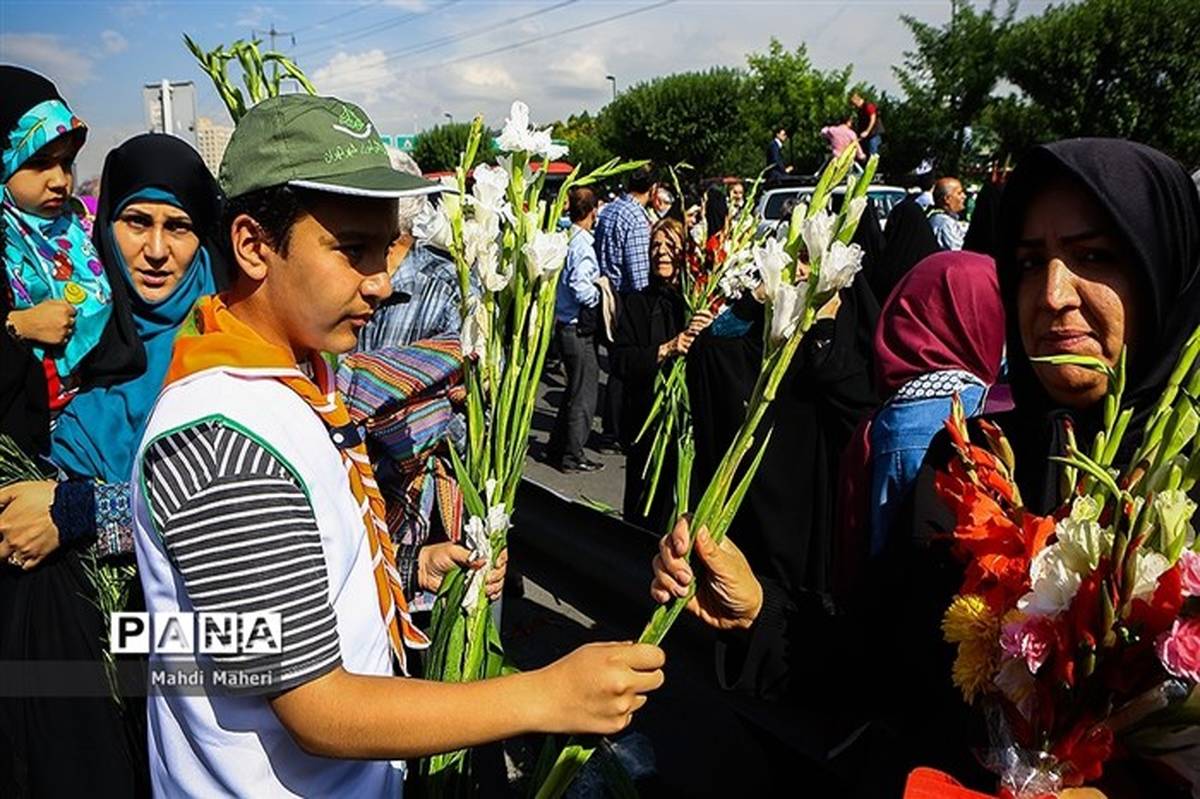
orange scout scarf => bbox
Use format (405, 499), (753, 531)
(166, 294), (429, 674)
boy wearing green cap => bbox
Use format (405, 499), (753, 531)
(129, 95), (663, 797)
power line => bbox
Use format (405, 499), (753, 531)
(343, 0), (677, 89)
(292, 0), (463, 62)
(370, 0), (581, 63)
(435, 0), (676, 68)
(291, 0), (384, 35)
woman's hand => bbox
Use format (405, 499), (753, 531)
(658, 330), (698, 362)
(7, 300), (76, 346)
(532, 641), (665, 735)
(650, 516), (763, 631)
(0, 480), (61, 570)
(687, 309), (715, 335)
(418, 542), (508, 601)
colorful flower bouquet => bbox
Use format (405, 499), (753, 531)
(411, 102), (646, 793)
(533, 144), (879, 798)
(936, 341), (1200, 796)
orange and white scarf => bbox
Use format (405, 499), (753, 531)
(166, 294), (429, 673)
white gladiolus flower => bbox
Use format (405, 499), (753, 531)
(1018, 545), (1082, 616)
(460, 515), (494, 614)
(753, 237), (790, 300)
(522, 229), (568, 281)
(497, 153), (534, 185)
(413, 201), (452, 251)
(769, 281), (806, 343)
(497, 100), (568, 161)
(717, 249), (758, 299)
(461, 500), (510, 614)
(1132, 550), (1171, 601)
(461, 299), (490, 360)
(528, 128), (568, 161)
(1154, 490), (1197, 554)
(843, 196), (868, 232)
(471, 163), (510, 216)
(475, 246), (510, 293)
(815, 241), (864, 295)
(1054, 506), (1111, 575)
(461, 216), (499, 267)
(497, 101), (533, 152)
(800, 210), (837, 262)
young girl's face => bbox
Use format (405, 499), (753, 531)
(6, 131), (83, 218)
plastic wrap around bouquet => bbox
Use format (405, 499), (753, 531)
(936, 337), (1200, 797)
(409, 102), (649, 794)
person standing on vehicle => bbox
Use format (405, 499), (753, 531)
(851, 92), (884, 157)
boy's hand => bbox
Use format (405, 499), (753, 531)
(536, 641), (665, 735)
(418, 542), (508, 601)
(8, 300), (76, 346)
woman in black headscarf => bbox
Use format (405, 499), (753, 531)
(611, 216), (713, 531)
(885, 138), (1200, 795)
(653, 139), (1200, 797)
(869, 197), (940, 302)
(0, 133), (225, 798)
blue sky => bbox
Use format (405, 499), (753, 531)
(1, 0), (1060, 179)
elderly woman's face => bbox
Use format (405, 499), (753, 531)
(114, 201), (200, 302)
(1016, 178), (1137, 409)
(650, 226), (683, 280)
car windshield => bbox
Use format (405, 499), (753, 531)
(762, 187), (907, 222)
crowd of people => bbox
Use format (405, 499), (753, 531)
(2, 61), (1199, 799)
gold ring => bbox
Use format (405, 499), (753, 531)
(8, 554), (25, 568)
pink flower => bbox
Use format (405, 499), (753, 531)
(1000, 614), (1056, 675)
(1157, 617), (1200, 682)
(1178, 551), (1200, 597)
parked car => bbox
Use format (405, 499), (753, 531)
(754, 184), (909, 239)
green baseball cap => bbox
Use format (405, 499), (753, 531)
(218, 94), (442, 200)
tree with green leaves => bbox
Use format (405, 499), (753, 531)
(743, 39), (857, 175)
(597, 67), (751, 178)
(891, 0), (1018, 175)
(551, 111), (614, 174)
(412, 122), (499, 173)
(999, 0), (1200, 169)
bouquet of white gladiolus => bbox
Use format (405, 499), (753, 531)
(413, 102), (646, 794)
(533, 144), (880, 798)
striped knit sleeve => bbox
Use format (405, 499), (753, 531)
(141, 419), (342, 696)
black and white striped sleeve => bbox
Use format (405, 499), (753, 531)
(141, 419), (342, 695)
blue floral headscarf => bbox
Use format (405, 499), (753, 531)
(2, 77), (112, 380)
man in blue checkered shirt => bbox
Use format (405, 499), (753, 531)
(594, 164), (655, 294)
(592, 164), (656, 448)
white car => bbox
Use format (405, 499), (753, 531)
(754, 184), (909, 239)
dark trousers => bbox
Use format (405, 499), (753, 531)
(548, 322), (599, 461)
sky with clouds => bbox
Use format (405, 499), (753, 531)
(1, 0), (1063, 179)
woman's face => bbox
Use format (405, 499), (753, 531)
(650, 226), (682, 280)
(113, 201), (200, 302)
(1016, 177), (1138, 409)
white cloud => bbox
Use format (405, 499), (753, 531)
(0, 33), (95, 87)
(312, 49), (401, 106)
(235, 4), (275, 29)
(101, 30), (129, 54)
(112, 1), (152, 20)
(382, 0), (430, 9)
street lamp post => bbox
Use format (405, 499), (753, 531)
(443, 112), (454, 125)
(605, 74), (616, 102)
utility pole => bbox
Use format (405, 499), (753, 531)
(253, 23), (297, 82)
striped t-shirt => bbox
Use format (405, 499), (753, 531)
(141, 419), (342, 693)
